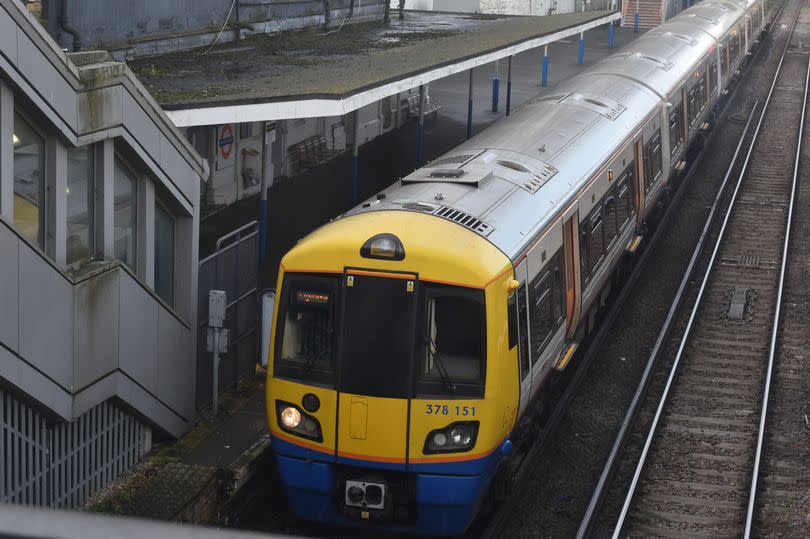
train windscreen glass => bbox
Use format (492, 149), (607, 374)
(415, 285), (485, 398)
(339, 274), (414, 398)
(275, 274), (338, 386)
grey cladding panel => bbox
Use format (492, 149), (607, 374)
(157, 308), (193, 418)
(118, 271), (159, 391)
(122, 93), (161, 161)
(0, 7), (18, 65)
(18, 246), (74, 389)
(0, 224), (19, 352)
(16, 31), (77, 128)
(73, 270), (120, 390)
(77, 86), (123, 135)
(160, 134), (195, 207)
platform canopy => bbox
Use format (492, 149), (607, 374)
(132, 10), (621, 127)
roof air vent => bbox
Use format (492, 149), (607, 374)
(401, 202), (437, 212)
(427, 154), (476, 168)
(434, 206), (493, 236)
(496, 160), (530, 173)
(430, 169), (465, 178)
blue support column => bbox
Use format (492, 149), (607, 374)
(491, 77), (500, 113)
(467, 69), (474, 139)
(634, 11), (639, 33)
(609, 20), (615, 49)
(541, 45), (549, 87)
(417, 84), (425, 167)
(578, 31), (585, 65)
(506, 56), (512, 116)
(259, 120), (270, 262)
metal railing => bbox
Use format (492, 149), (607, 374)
(0, 389), (146, 509)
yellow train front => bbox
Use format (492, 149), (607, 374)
(265, 210), (519, 534)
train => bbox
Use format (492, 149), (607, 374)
(264, 0), (767, 534)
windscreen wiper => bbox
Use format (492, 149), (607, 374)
(425, 333), (456, 394)
(302, 343), (330, 373)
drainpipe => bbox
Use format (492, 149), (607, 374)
(323, 0), (332, 29)
(58, 0), (82, 52)
(348, 0), (355, 19)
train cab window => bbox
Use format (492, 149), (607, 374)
(643, 130), (662, 191)
(669, 104), (684, 155)
(275, 274), (339, 386)
(416, 284), (485, 398)
(528, 251), (566, 364)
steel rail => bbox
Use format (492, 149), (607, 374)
(609, 2), (805, 536)
(480, 55), (743, 539)
(575, 99), (760, 539)
(743, 36), (810, 539)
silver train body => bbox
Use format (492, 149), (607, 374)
(343, 0), (765, 415)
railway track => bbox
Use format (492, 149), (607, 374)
(600, 1), (810, 537)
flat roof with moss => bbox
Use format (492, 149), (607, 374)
(131, 10), (619, 125)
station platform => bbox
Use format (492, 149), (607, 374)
(132, 9), (620, 125)
(84, 371), (272, 525)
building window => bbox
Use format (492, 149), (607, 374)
(66, 146), (94, 265)
(113, 157), (137, 271)
(154, 200), (175, 306)
(13, 112), (45, 248)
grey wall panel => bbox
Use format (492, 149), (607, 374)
(118, 270), (159, 391)
(77, 86), (123, 135)
(0, 6), (18, 65)
(157, 308), (193, 419)
(0, 346), (72, 420)
(115, 373), (186, 437)
(73, 270), (119, 391)
(0, 223), (19, 352)
(16, 30), (77, 129)
(18, 247), (74, 389)
(71, 371), (115, 418)
(160, 134), (195, 207)
(122, 92), (161, 160)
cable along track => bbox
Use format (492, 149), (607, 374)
(611, 2), (810, 537)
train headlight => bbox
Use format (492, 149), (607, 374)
(280, 406), (302, 429)
(275, 400), (323, 442)
(360, 233), (405, 261)
(424, 421), (479, 454)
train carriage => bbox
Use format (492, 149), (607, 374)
(264, 0), (767, 534)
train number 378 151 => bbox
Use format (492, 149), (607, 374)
(425, 404), (477, 416)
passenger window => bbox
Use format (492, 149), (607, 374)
(617, 165), (634, 226)
(604, 193), (618, 248)
(669, 104), (683, 155)
(517, 284), (530, 381)
(589, 207), (605, 272)
(529, 272), (553, 365)
(552, 257), (565, 324)
(722, 43), (729, 79)
(644, 130), (662, 191)
(580, 227), (590, 282)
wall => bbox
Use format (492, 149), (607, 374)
(52, 0), (386, 59)
(0, 0), (206, 438)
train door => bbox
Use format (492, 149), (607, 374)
(513, 261), (532, 417)
(336, 269), (417, 466)
(633, 138), (646, 228)
(562, 214), (581, 339)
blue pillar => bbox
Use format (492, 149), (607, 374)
(506, 56), (512, 116)
(578, 31), (585, 65)
(541, 45), (549, 87)
(609, 20), (615, 49)
(467, 69), (474, 139)
(417, 84), (425, 166)
(491, 77), (500, 113)
(634, 11), (639, 33)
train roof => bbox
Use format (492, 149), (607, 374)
(342, 0), (749, 261)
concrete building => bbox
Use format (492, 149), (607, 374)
(41, 0), (386, 60)
(0, 0), (207, 507)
